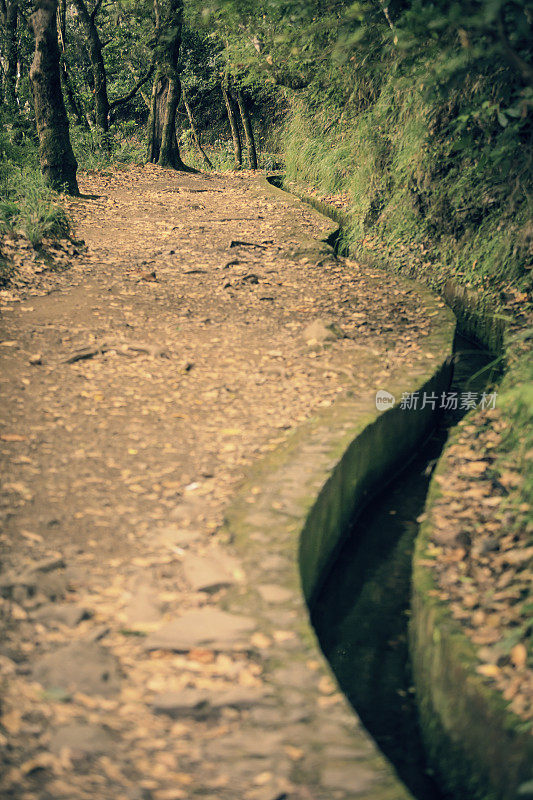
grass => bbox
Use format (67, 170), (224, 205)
(0, 165), (71, 249)
(179, 129), (284, 173)
(283, 73), (532, 297)
(70, 124), (146, 170)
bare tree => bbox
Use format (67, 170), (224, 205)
(182, 87), (213, 169)
(222, 80), (241, 169)
(235, 87), (257, 169)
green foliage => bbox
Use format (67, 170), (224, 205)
(0, 122), (71, 249)
(496, 337), (533, 513)
(70, 124), (146, 169)
(283, 55), (532, 292)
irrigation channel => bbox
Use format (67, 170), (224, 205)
(310, 333), (500, 800)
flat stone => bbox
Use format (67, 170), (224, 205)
(320, 764), (376, 793)
(248, 707), (310, 727)
(48, 722), (114, 758)
(123, 586), (162, 627)
(33, 603), (92, 627)
(302, 319), (344, 345)
(182, 551), (238, 592)
(33, 640), (121, 696)
(153, 687), (267, 718)
(144, 608), (255, 652)
(152, 525), (202, 549)
(210, 687), (268, 709)
(152, 689), (211, 718)
(257, 584), (293, 604)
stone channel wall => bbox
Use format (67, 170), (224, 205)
(275, 176), (532, 800)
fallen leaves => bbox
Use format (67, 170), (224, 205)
(427, 404), (532, 721)
(0, 165), (467, 799)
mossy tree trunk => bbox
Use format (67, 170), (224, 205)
(1, 0), (19, 109)
(236, 88), (257, 169)
(29, 0), (78, 194)
(146, 0), (188, 170)
(222, 81), (242, 169)
(71, 0), (109, 134)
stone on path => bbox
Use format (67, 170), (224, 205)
(144, 608), (256, 652)
(123, 584), (162, 629)
(302, 319), (345, 345)
(257, 584), (293, 604)
(152, 687), (269, 718)
(182, 550), (239, 592)
(152, 525), (202, 550)
(33, 640), (121, 696)
(33, 603), (92, 627)
(48, 722), (114, 759)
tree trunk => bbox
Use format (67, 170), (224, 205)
(147, 0), (189, 170)
(182, 87), (213, 169)
(57, 0), (88, 127)
(222, 83), (242, 168)
(29, 0), (78, 194)
(71, 0), (109, 133)
(2, 0), (19, 109)
(128, 64), (151, 109)
(235, 88), (257, 169)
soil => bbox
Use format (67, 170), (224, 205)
(0, 164), (447, 800)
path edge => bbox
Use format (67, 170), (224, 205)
(218, 176), (456, 798)
(274, 177), (532, 800)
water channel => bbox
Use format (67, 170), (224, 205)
(310, 334), (500, 799)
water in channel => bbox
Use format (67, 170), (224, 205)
(310, 334), (500, 800)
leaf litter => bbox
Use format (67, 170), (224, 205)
(0, 164), (451, 799)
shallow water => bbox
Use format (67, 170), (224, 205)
(310, 334), (500, 799)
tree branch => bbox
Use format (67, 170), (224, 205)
(109, 62), (155, 110)
(90, 0), (105, 23)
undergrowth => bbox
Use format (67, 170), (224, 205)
(179, 131), (283, 172)
(283, 68), (532, 298)
(0, 125), (71, 257)
(70, 124), (146, 170)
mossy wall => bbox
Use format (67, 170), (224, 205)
(410, 466), (533, 800)
(299, 361), (453, 605)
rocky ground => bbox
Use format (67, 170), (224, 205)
(0, 165), (447, 799)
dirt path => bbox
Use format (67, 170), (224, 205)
(0, 166), (444, 800)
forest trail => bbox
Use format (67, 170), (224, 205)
(0, 165), (444, 800)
